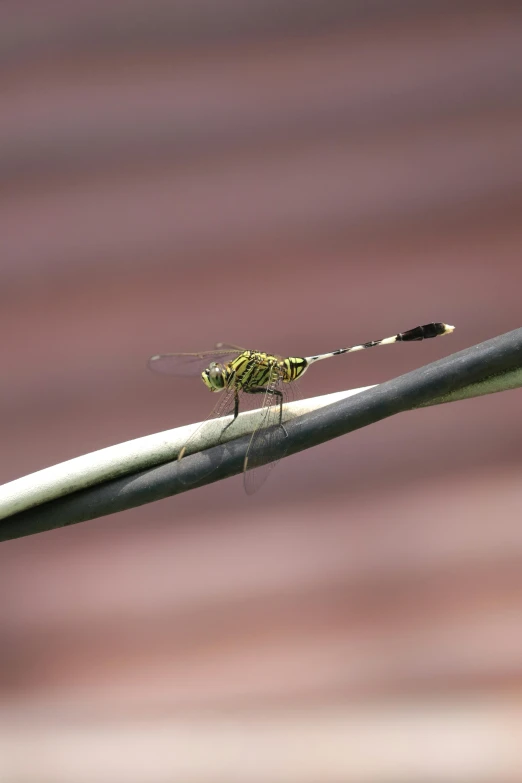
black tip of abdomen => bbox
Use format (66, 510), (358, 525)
(398, 322), (448, 342)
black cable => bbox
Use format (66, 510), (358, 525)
(1, 327), (521, 542)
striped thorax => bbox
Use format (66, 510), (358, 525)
(201, 350), (308, 392)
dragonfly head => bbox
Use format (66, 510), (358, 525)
(202, 362), (227, 392)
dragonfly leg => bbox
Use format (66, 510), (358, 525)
(247, 387), (288, 435)
(222, 389), (240, 434)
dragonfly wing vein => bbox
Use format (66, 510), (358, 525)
(148, 350), (240, 376)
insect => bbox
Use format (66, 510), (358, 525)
(149, 322), (454, 493)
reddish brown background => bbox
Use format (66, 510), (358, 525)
(1, 1), (522, 780)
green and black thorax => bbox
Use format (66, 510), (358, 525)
(201, 350), (308, 393)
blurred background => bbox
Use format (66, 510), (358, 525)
(1, 1), (522, 780)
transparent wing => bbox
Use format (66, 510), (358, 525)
(148, 349), (241, 376)
(213, 342), (246, 352)
(242, 367), (300, 495)
(176, 386), (238, 484)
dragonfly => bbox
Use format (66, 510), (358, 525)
(149, 321), (454, 494)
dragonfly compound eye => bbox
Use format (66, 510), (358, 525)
(201, 362), (226, 391)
